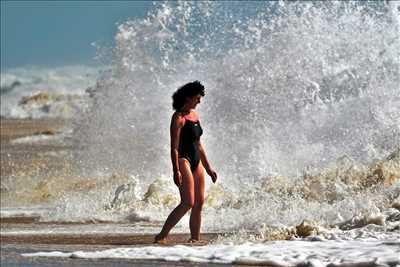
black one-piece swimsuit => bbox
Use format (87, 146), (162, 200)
(178, 115), (203, 172)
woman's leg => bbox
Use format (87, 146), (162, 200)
(155, 159), (194, 241)
(189, 162), (205, 241)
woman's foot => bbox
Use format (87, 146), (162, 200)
(154, 234), (167, 245)
(188, 239), (208, 245)
(188, 238), (207, 245)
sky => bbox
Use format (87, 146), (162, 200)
(1, 1), (155, 69)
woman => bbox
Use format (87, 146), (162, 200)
(154, 81), (218, 244)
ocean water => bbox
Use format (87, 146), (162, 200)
(1, 1), (400, 266)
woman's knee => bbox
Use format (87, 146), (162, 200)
(181, 198), (195, 210)
(193, 197), (204, 209)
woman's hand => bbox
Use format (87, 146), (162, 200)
(173, 171), (182, 187)
(198, 141), (217, 183)
(206, 167), (218, 183)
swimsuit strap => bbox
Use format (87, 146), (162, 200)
(182, 112), (199, 122)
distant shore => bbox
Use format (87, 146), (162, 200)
(0, 118), (67, 143)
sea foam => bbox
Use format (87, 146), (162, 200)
(0, 65), (101, 118)
(23, 238), (400, 267)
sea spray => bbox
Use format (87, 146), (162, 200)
(74, 1), (399, 179)
(65, 1), (400, 228)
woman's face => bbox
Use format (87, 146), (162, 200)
(186, 94), (202, 109)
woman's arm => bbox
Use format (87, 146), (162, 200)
(198, 141), (218, 183)
(170, 113), (184, 187)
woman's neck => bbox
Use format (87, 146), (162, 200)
(180, 108), (191, 114)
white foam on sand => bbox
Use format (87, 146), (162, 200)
(0, 206), (51, 218)
(9, 134), (63, 144)
(22, 238), (400, 267)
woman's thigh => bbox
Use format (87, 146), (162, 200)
(193, 162), (205, 204)
(178, 158), (195, 205)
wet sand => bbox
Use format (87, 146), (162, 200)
(0, 119), (248, 266)
(1, 223), (219, 246)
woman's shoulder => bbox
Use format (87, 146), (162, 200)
(172, 111), (183, 118)
(171, 111), (185, 125)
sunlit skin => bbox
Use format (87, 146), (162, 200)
(154, 94), (217, 244)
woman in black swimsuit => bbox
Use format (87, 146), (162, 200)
(154, 81), (218, 244)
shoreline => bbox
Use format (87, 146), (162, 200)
(1, 231), (220, 246)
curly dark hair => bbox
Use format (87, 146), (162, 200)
(172, 81), (205, 110)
